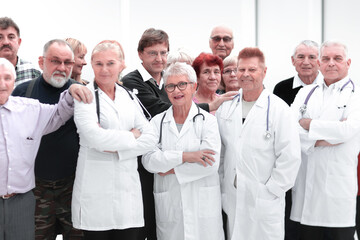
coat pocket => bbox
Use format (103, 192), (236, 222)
(325, 161), (356, 199)
(199, 185), (222, 218)
(255, 184), (283, 221)
(154, 191), (177, 223)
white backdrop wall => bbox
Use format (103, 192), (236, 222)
(2, 0), (360, 91)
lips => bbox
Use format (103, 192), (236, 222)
(173, 94), (184, 100)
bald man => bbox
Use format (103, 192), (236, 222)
(209, 26), (234, 59)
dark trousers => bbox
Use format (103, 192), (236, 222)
(300, 224), (355, 240)
(34, 176), (83, 240)
(0, 191), (35, 240)
(84, 228), (140, 240)
(137, 157), (157, 240)
(284, 190), (301, 240)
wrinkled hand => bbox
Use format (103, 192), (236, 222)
(130, 128), (141, 139)
(209, 91), (238, 112)
(158, 169), (175, 176)
(299, 118), (312, 130)
(182, 149), (216, 167)
(69, 84), (93, 103)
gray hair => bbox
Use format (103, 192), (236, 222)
(43, 39), (74, 58)
(320, 40), (348, 60)
(166, 49), (193, 68)
(164, 62), (197, 85)
(223, 55), (237, 69)
(0, 57), (16, 79)
(292, 40), (319, 58)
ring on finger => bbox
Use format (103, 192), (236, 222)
(202, 156), (206, 161)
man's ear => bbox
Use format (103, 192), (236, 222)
(38, 56), (44, 70)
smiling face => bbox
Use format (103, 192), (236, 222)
(0, 64), (15, 105)
(165, 74), (196, 108)
(91, 49), (125, 87)
(222, 63), (239, 92)
(209, 26), (234, 59)
(39, 42), (74, 88)
(292, 44), (319, 80)
(197, 63), (221, 94)
(320, 44), (351, 85)
(138, 42), (168, 78)
(237, 57), (266, 96)
(72, 48), (87, 77)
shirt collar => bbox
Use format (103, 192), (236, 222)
(1, 96), (16, 111)
(323, 75), (350, 91)
(292, 71), (323, 89)
(137, 63), (164, 89)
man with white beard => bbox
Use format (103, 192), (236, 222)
(12, 39), (84, 239)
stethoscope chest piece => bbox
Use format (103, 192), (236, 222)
(299, 104), (307, 114)
(264, 131), (271, 139)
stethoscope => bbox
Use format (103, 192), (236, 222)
(235, 93), (271, 140)
(93, 81), (152, 123)
(158, 104), (205, 145)
(299, 79), (355, 116)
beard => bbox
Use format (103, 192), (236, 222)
(48, 71), (71, 88)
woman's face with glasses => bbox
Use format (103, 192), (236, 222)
(165, 74), (196, 108)
(223, 64), (240, 92)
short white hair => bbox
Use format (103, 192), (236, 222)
(0, 58), (16, 79)
(292, 40), (319, 58)
(320, 40), (348, 60)
(163, 62), (197, 85)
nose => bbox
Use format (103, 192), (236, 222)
(218, 39), (225, 46)
(155, 53), (162, 61)
(328, 58), (335, 66)
(57, 62), (66, 71)
(303, 56), (310, 64)
(83, 59), (87, 65)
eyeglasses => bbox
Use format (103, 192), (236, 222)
(164, 81), (194, 93)
(223, 69), (237, 75)
(145, 51), (168, 58)
(210, 36), (233, 43)
(44, 57), (75, 67)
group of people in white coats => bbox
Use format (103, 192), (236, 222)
(60, 38), (359, 240)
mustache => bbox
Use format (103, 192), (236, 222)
(0, 45), (12, 51)
(52, 71), (67, 77)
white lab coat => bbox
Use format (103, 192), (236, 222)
(216, 88), (301, 240)
(72, 83), (156, 230)
(290, 76), (360, 227)
(142, 102), (224, 240)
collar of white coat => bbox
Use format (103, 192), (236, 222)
(220, 88), (271, 119)
(138, 63), (164, 89)
(293, 71), (323, 89)
(162, 101), (202, 123)
(322, 75), (351, 91)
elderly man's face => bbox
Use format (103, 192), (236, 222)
(209, 26), (234, 59)
(39, 42), (74, 88)
(292, 45), (319, 80)
(237, 57), (266, 94)
(0, 27), (21, 63)
(0, 65), (15, 105)
(320, 44), (351, 85)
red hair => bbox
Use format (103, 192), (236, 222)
(192, 52), (223, 77)
(237, 47), (265, 66)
